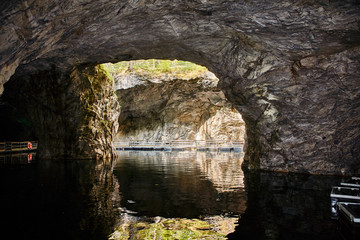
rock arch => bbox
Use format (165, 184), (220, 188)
(0, 0), (359, 174)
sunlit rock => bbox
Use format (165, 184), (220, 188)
(114, 71), (245, 142)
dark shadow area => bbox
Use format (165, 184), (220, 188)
(1, 151), (355, 239)
(0, 101), (36, 141)
(0, 157), (120, 240)
(227, 171), (345, 240)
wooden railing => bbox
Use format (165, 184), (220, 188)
(0, 141), (38, 153)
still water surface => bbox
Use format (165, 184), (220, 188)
(114, 151), (246, 219)
(0, 151), (348, 239)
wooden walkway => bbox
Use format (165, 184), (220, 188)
(114, 140), (244, 152)
(1, 140), (243, 154)
(0, 141), (38, 154)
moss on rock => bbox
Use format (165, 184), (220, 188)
(109, 218), (228, 240)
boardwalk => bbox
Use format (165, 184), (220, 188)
(0, 141), (38, 154)
(114, 140), (244, 152)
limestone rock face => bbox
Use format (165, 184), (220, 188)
(1, 65), (120, 159)
(0, 0), (359, 174)
(114, 72), (245, 141)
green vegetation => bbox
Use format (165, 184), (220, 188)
(98, 64), (115, 82)
(109, 218), (228, 240)
(102, 59), (208, 79)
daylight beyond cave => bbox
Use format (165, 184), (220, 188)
(107, 60), (245, 142)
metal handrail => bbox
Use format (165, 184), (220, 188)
(114, 140), (244, 149)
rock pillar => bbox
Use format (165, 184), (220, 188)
(2, 64), (120, 159)
(220, 48), (360, 175)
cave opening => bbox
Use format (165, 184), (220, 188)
(104, 59), (246, 145)
(0, 58), (249, 239)
(0, 58), (247, 159)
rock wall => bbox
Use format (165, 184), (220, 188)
(114, 72), (245, 142)
(1, 65), (120, 159)
(228, 48), (360, 174)
(0, 0), (359, 174)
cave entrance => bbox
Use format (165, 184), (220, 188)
(103, 59), (246, 148)
(108, 60), (247, 237)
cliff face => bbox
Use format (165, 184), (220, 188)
(114, 72), (245, 141)
(0, 0), (359, 174)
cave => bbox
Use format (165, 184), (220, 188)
(1, 0), (360, 175)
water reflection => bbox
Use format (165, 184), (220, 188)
(0, 151), (350, 239)
(228, 171), (343, 240)
(113, 151), (247, 218)
(114, 152), (348, 240)
(0, 152), (34, 165)
(0, 156), (120, 240)
(195, 151), (245, 192)
(112, 151), (246, 239)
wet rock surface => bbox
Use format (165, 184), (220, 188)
(109, 216), (236, 240)
(0, 0), (359, 174)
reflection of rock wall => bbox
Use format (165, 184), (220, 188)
(195, 152), (244, 192)
(114, 151), (247, 217)
(1, 159), (121, 239)
(115, 151), (245, 193)
(114, 73), (245, 141)
(228, 171), (342, 239)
